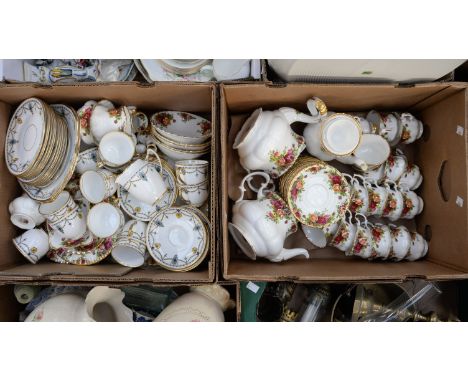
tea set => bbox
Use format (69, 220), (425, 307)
(5, 97), (212, 271)
(230, 97), (428, 263)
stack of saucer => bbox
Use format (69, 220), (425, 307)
(5, 98), (69, 188)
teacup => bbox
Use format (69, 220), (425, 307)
(229, 171), (309, 262)
(115, 148), (167, 205)
(345, 214), (373, 259)
(330, 211), (356, 252)
(76, 147), (99, 175)
(175, 159), (209, 185)
(382, 182), (404, 221)
(397, 112), (424, 144)
(13, 228), (50, 264)
(321, 113), (362, 157)
(48, 202), (87, 242)
(80, 169), (117, 204)
(39, 191), (77, 225)
(77, 100), (97, 146)
(112, 220), (147, 268)
(399, 163), (423, 191)
(350, 134), (390, 170)
(131, 112), (149, 134)
(362, 163), (386, 183)
(179, 180), (209, 207)
(401, 190), (423, 219)
(384, 152), (408, 182)
(389, 225), (411, 261)
(234, 104), (316, 177)
(87, 202), (125, 238)
(366, 181), (389, 217)
(9, 193), (45, 229)
(302, 217), (341, 248)
(367, 111), (401, 146)
(345, 175), (370, 215)
(406, 232), (428, 261)
(369, 223), (392, 259)
(353, 116), (377, 134)
(90, 102), (128, 143)
(98, 131), (135, 169)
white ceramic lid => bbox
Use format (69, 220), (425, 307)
(321, 114), (361, 155)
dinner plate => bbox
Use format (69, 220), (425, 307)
(287, 161), (351, 228)
(146, 207), (208, 272)
(5, 98), (46, 176)
(19, 104), (80, 202)
(118, 160), (177, 221)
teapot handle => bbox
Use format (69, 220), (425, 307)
(236, 171), (271, 203)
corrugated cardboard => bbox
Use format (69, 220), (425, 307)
(0, 281), (240, 322)
(220, 83), (468, 282)
(0, 82), (217, 283)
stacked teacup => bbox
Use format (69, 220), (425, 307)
(175, 160), (210, 207)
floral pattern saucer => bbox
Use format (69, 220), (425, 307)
(146, 207), (208, 272)
(19, 104), (80, 202)
(118, 160), (177, 221)
(151, 111), (211, 143)
(287, 162), (351, 228)
(5, 98), (46, 175)
(47, 236), (113, 265)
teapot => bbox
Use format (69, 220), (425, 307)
(154, 285), (235, 322)
(229, 172), (309, 262)
(25, 286), (133, 322)
(233, 100), (323, 177)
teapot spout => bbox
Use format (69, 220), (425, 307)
(270, 248), (310, 262)
(278, 107), (318, 125)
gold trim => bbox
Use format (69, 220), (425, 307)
(154, 137), (210, 154)
(319, 113), (362, 157)
(152, 128), (211, 150)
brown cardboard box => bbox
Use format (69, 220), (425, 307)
(221, 83), (468, 282)
(0, 281), (240, 322)
(0, 82), (217, 283)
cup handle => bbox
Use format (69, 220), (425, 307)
(146, 145), (162, 169)
(355, 212), (369, 227)
(236, 171), (271, 204)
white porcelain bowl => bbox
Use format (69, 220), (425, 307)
(155, 138), (209, 161)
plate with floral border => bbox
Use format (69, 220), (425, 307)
(287, 161), (351, 228)
(118, 159), (177, 221)
(150, 111), (211, 144)
(19, 104), (80, 202)
(146, 207), (208, 272)
(47, 236), (114, 265)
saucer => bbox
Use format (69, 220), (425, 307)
(47, 236), (113, 265)
(150, 111), (211, 144)
(5, 98), (47, 176)
(118, 160), (177, 221)
(19, 104), (80, 202)
(146, 207), (208, 272)
(286, 161), (351, 228)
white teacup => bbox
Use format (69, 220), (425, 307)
(112, 220), (147, 268)
(76, 147), (99, 175)
(13, 228), (50, 264)
(345, 175), (370, 215)
(366, 181), (389, 217)
(175, 159), (209, 185)
(367, 111), (401, 146)
(87, 202), (124, 238)
(115, 148), (167, 205)
(213, 59), (251, 81)
(90, 102), (127, 143)
(399, 164), (423, 190)
(389, 225), (411, 261)
(406, 232), (428, 261)
(179, 180), (209, 207)
(382, 182), (405, 221)
(9, 193), (45, 229)
(99, 131), (135, 168)
(362, 163), (386, 183)
(369, 223), (392, 259)
(321, 113), (362, 157)
(345, 214), (373, 259)
(39, 191), (77, 225)
(302, 220), (340, 249)
(401, 190), (423, 219)
(80, 169), (117, 204)
(398, 112), (424, 144)
(350, 134), (390, 170)
(48, 203), (87, 242)
(384, 152), (408, 182)
(330, 211), (356, 252)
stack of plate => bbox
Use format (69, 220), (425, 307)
(5, 98), (80, 202)
(150, 111), (211, 160)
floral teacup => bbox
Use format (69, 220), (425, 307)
(77, 100), (97, 146)
(384, 152), (407, 182)
(399, 163), (423, 191)
(362, 163), (386, 183)
(406, 232), (428, 261)
(345, 214), (373, 259)
(388, 225), (411, 261)
(370, 223), (392, 259)
(330, 211), (356, 252)
(401, 190), (423, 219)
(344, 175), (370, 215)
(382, 182), (404, 221)
(397, 112), (424, 144)
(366, 181), (389, 217)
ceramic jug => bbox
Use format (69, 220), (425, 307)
(229, 172), (309, 262)
(154, 285), (235, 322)
(233, 100), (322, 177)
(25, 286), (133, 322)
(9, 193), (45, 229)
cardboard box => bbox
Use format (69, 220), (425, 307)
(220, 82), (468, 282)
(0, 82), (217, 283)
(0, 281), (240, 322)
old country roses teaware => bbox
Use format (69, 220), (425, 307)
(229, 172), (309, 262)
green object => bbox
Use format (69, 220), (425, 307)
(240, 281), (267, 322)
